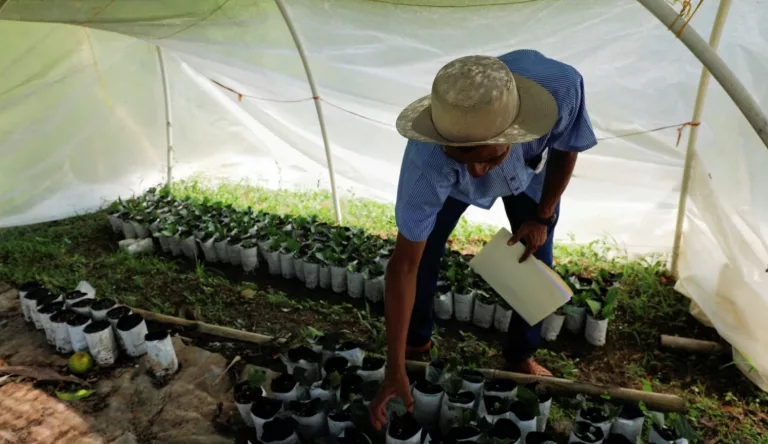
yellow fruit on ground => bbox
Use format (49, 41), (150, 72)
(68, 352), (94, 375)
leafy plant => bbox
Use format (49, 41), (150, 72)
(586, 287), (619, 320)
(247, 368), (267, 389)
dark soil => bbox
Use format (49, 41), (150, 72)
(72, 298), (94, 309)
(618, 403), (643, 420)
(361, 381), (380, 401)
(414, 379), (442, 395)
(483, 395), (508, 415)
(83, 320), (111, 334)
(234, 381), (259, 404)
(604, 435), (633, 444)
(116, 313), (145, 331)
(338, 341), (361, 352)
(66, 313), (90, 327)
(328, 411), (351, 423)
(39, 301), (64, 315)
(336, 428), (370, 444)
(572, 421), (604, 443)
(525, 431), (557, 444)
(652, 423), (679, 440)
(387, 411), (420, 440)
(460, 368), (484, 384)
(18, 281), (43, 293)
(484, 378), (516, 393)
(447, 391), (475, 405)
(580, 406), (609, 424)
(250, 397), (282, 419)
(323, 356), (349, 375)
(35, 294), (58, 309)
(64, 290), (87, 301)
(286, 346), (319, 363)
(51, 310), (72, 324)
(106, 306), (131, 320)
(509, 400), (536, 421)
(340, 374), (363, 402)
(270, 373), (297, 394)
(361, 356), (384, 371)
(451, 426), (480, 440)
(488, 418), (521, 441)
(92, 298), (116, 311)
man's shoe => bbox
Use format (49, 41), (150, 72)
(513, 358), (553, 377)
(406, 340), (432, 358)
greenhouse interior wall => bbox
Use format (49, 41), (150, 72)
(0, 0), (766, 389)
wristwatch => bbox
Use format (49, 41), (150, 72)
(532, 213), (557, 226)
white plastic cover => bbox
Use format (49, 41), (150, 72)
(0, 0), (766, 385)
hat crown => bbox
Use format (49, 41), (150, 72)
(430, 56), (520, 144)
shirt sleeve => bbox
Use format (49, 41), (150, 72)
(395, 142), (456, 242)
(550, 75), (598, 153)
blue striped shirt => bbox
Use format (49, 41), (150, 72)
(395, 50), (597, 242)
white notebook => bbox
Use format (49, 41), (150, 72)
(469, 228), (572, 325)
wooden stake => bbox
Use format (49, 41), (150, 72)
(405, 361), (686, 413)
(660, 334), (728, 355)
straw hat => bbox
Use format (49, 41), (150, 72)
(396, 55), (558, 146)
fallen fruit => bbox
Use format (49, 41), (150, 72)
(68, 352), (94, 375)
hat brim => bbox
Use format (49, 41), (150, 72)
(396, 73), (558, 146)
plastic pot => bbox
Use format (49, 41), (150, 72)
(84, 320), (119, 366)
(18, 281), (44, 321)
(200, 238), (219, 262)
(386, 412), (422, 444)
(472, 298), (496, 329)
(411, 379), (444, 426)
(116, 313), (149, 357)
(649, 422), (687, 444)
(145, 330), (179, 379)
(282, 346), (321, 384)
(585, 315), (609, 346)
(181, 235), (198, 260)
(478, 395), (512, 424)
(322, 356), (350, 379)
(335, 342), (365, 367)
(425, 361), (448, 385)
(339, 373), (364, 406)
(215, 239), (230, 264)
(459, 369), (485, 397)
(280, 253), (296, 279)
(309, 380), (335, 402)
(122, 221), (137, 239)
(609, 404), (644, 442)
(564, 305), (587, 333)
(484, 378), (518, 400)
(331, 266), (347, 293)
(290, 399), (327, 439)
(357, 356), (386, 382)
(453, 291), (475, 322)
(250, 396), (283, 439)
(66, 313), (91, 352)
(604, 434), (634, 444)
(125, 238), (154, 255)
(347, 271), (364, 299)
(270, 373), (302, 402)
(71, 298), (95, 317)
(260, 417), (299, 444)
(525, 431), (557, 444)
(569, 420), (606, 443)
(433, 291), (453, 320)
(304, 262), (320, 289)
(493, 303), (514, 332)
(577, 407), (613, 440)
(90, 299), (117, 322)
(107, 214), (123, 233)
(130, 221), (150, 239)
(168, 237), (183, 256)
(439, 391), (476, 434)
(241, 245), (259, 272)
(51, 311), (74, 354)
(294, 257), (306, 283)
(541, 313), (566, 341)
(264, 250), (281, 276)
(157, 235), (172, 253)
(537, 393), (553, 432)
(364, 277), (384, 304)
(228, 243), (243, 266)
(319, 265), (332, 289)
(106, 306), (133, 349)
(33, 292), (60, 330)
(488, 418), (522, 443)
(39, 301), (65, 346)
(509, 401), (538, 442)
(328, 411), (354, 437)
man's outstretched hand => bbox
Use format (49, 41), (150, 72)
(508, 220), (548, 263)
(369, 370), (414, 430)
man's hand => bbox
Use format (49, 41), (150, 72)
(369, 369), (414, 430)
(507, 220), (548, 263)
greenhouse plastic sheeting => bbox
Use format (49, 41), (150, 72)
(0, 0), (766, 386)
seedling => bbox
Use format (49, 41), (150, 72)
(586, 287), (619, 321)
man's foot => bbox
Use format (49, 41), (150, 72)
(511, 358), (552, 377)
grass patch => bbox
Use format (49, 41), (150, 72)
(1, 180), (767, 442)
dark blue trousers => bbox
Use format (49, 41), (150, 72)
(406, 193), (560, 366)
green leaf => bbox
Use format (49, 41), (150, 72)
(586, 298), (602, 318)
(247, 368), (267, 388)
(55, 389), (96, 401)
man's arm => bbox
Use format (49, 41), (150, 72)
(536, 149), (578, 219)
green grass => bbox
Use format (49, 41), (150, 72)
(1, 180), (767, 443)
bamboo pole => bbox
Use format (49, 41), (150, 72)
(660, 334), (728, 355)
(156, 46), (174, 187)
(669, 0), (732, 276)
(273, 0), (343, 225)
(405, 361), (686, 413)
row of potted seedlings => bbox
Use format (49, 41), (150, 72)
(16, 281), (179, 380)
(233, 331), (690, 444)
(539, 273), (622, 347)
(108, 189), (516, 331)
